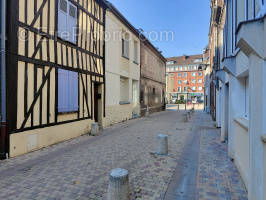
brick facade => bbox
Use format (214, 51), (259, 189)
(166, 54), (206, 102)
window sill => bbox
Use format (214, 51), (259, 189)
(234, 117), (249, 132)
(122, 55), (129, 60)
(119, 101), (131, 105)
(58, 111), (79, 115)
(133, 61), (139, 65)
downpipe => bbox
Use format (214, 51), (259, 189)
(0, 0), (7, 159)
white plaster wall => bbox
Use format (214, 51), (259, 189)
(248, 54), (265, 200)
(234, 119), (249, 188)
(104, 10), (140, 127)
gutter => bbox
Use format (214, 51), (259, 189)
(1, 0), (7, 159)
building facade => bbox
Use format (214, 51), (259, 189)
(140, 37), (166, 116)
(208, 0), (266, 199)
(166, 55), (206, 104)
(103, 2), (140, 127)
(0, 0), (107, 158)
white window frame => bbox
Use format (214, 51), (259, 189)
(122, 38), (129, 59)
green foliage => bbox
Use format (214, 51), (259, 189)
(175, 100), (186, 104)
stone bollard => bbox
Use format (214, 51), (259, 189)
(107, 168), (130, 200)
(157, 134), (168, 155)
(90, 122), (99, 136)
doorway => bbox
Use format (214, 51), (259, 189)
(94, 83), (99, 122)
(224, 83), (229, 141)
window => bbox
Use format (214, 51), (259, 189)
(198, 72), (202, 76)
(198, 86), (203, 91)
(184, 87), (188, 92)
(184, 73), (187, 77)
(120, 77), (129, 102)
(192, 72), (196, 77)
(134, 41), (138, 63)
(192, 86), (196, 91)
(122, 38), (129, 58)
(178, 87), (182, 92)
(153, 88), (156, 95)
(58, 0), (77, 44)
(192, 79), (196, 84)
(132, 80), (139, 104)
(193, 65), (197, 70)
(198, 79), (202, 83)
(175, 66), (179, 71)
(184, 80), (188, 84)
(58, 69), (78, 113)
(180, 66), (183, 71)
(184, 66), (187, 71)
(167, 61), (175, 65)
(178, 80), (182, 84)
(178, 73), (182, 77)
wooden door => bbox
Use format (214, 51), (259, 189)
(94, 84), (99, 122)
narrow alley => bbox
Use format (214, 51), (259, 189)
(0, 110), (247, 200)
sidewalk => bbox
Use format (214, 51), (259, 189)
(0, 110), (247, 200)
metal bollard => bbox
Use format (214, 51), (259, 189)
(107, 168), (130, 200)
(91, 122), (99, 136)
(157, 134), (168, 155)
(145, 105), (149, 117)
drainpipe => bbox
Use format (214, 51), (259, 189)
(1, 0), (7, 158)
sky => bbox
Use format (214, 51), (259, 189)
(109, 0), (211, 58)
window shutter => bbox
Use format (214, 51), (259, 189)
(58, 69), (78, 113)
(68, 2), (77, 44)
(126, 40), (129, 58)
(58, 0), (68, 40)
(58, 69), (69, 112)
(68, 71), (79, 111)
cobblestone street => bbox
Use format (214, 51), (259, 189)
(0, 110), (247, 200)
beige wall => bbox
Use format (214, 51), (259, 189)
(10, 119), (94, 157)
(234, 118), (249, 188)
(104, 10), (140, 127)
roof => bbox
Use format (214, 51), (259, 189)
(167, 54), (203, 65)
(140, 34), (167, 62)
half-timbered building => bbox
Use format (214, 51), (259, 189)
(0, 0), (107, 157)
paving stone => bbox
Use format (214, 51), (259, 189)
(0, 110), (247, 199)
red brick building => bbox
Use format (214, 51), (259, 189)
(166, 54), (206, 103)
